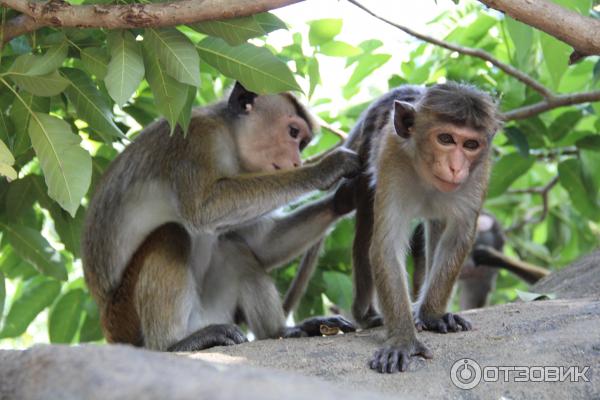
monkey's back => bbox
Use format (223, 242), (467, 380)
(82, 104), (233, 305)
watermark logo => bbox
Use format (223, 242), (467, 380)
(450, 358), (591, 390)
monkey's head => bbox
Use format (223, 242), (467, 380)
(393, 82), (501, 193)
(228, 82), (317, 173)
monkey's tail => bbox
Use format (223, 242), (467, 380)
(282, 238), (325, 316)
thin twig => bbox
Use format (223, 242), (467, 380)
(347, 0), (553, 98)
(506, 176), (559, 232)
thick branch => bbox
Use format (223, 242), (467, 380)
(347, 0), (552, 98)
(503, 91), (600, 120)
(0, 0), (302, 31)
(479, 0), (600, 57)
(2, 14), (42, 43)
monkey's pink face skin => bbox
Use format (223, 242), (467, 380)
(238, 114), (312, 173)
(424, 124), (485, 193)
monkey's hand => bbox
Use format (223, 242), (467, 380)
(369, 336), (432, 373)
(332, 175), (361, 215)
(414, 312), (472, 334)
(167, 324), (248, 352)
(284, 315), (356, 338)
(316, 148), (361, 190)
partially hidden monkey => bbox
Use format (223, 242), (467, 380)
(82, 82), (360, 352)
(342, 83), (501, 373)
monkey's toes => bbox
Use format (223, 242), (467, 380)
(416, 313), (472, 333)
(369, 339), (432, 373)
(296, 315), (356, 336)
(217, 324), (249, 345)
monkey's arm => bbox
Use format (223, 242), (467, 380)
(176, 149), (359, 229)
(473, 245), (549, 284)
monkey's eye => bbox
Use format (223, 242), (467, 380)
(437, 133), (454, 145)
(464, 140), (480, 150)
(289, 126), (300, 139)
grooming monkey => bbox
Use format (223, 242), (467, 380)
(338, 83), (501, 373)
(82, 82), (360, 351)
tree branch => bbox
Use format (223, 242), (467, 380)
(346, 0), (553, 98)
(0, 0), (302, 34)
(503, 91), (600, 120)
(506, 176), (559, 233)
(1, 14), (42, 43)
(479, 0), (600, 59)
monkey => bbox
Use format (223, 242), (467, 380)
(81, 82), (361, 352)
(337, 82), (502, 373)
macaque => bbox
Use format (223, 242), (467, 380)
(344, 83), (501, 373)
(82, 82), (360, 351)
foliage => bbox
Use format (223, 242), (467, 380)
(0, 2), (599, 347)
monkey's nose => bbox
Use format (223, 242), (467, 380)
(272, 163), (281, 170)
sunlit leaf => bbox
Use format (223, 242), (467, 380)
(488, 153), (535, 198)
(505, 17), (533, 67)
(145, 28), (200, 87)
(197, 37), (301, 93)
(9, 70), (70, 97)
(193, 12), (285, 46)
(307, 57), (320, 99)
(1, 223), (68, 280)
(80, 47), (110, 80)
(0, 272), (5, 323)
(319, 41), (362, 57)
(308, 19), (342, 46)
(48, 288), (85, 343)
(29, 112), (91, 216)
(79, 296), (104, 342)
(9, 92), (49, 156)
(540, 33), (570, 89)
(0, 138), (17, 181)
(62, 67), (124, 142)
(104, 30), (145, 106)
(558, 158), (600, 220)
(547, 110), (582, 142)
(0, 276), (61, 338)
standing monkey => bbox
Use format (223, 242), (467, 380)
(82, 82), (359, 351)
(344, 83), (501, 373)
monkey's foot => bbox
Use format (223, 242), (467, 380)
(353, 306), (384, 329)
(415, 312), (472, 333)
(284, 315), (356, 338)
(369, 337), (432, 373)
(167, 324), (248, 352)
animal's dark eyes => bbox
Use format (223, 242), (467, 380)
(289, 126), (300, 139)
(437, 133), (454, 145)
(464, 140), (480, 150)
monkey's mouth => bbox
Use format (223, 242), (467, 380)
(433, 175), (460, 192)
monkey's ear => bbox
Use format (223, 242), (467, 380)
(228, 82), (258, 114)
(393, 100), (416, 138)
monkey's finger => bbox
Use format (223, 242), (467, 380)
(414, 344), (433, 359)
(387, 351), (400, 373)
(327, 316), (356, 332)
(436, 320), (448, 334)
(220, 338), (237, 346)
(369, 350), (383, 370)
(444, 314), (458, 332)
(455, 315), (472, 331)
(399, 353), (409, 372)
(415, 320), (424, 332)
(377, 351), (391, 374)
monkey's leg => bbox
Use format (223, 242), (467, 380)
(415, 219), (475, 333)
(282, 238), (323, 315)
(473, 245), (549, 284)
(124, 223), (247, 351)
(458, 266), (497, 310)
(351, 175), (381, 329)
(368, 203), (432, 373)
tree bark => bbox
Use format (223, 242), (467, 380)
(479, 0), (600, 56)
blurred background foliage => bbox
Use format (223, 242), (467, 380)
(0, 0), (599, 347)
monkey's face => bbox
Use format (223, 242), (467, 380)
(419, 124), (486, 193)
(236, 96), (313, 173)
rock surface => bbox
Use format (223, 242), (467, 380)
(1, 252), (599, 400)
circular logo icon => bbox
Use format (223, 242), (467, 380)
(450, 358), (482, 390)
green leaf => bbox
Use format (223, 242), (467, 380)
(1, 222), (68, 280)
(79, 296), (104, 342)
(197, 37), (301, 94)
(29, 41), (69, 76)
(505, 17), (533, 67)
(193, 12), (285, 46)
(104, 30), (145, 106)
(80, 47), (110, 80)
(319, 41), (362, 57)
(177, 85), (197, 134)
(9, 92), (49, 156)
(8, 70), (70, 97)
(145, 28), (200, 87)
(48, 288), (85, 343)
(28, 112), (92, 216)
(62, 67), (124, 142)
(142, 44), (189, 133)
(547, 110), (582, 142)
(308, 19), (342, 46)
(0, 138), (17, 181)
(323, 271), (352, 311)
(0, 271), (5, 324)
(344, 54), (391, 99)
(487, 153), (536, 198)
(5, 174), (37, 221)
(307, 57), (320, 99)
(0, 246), (38, 280)
(0, 276), (61, 338)
(576, 135), (600, 151)
(540, 33), (570, 89)
(503, 126), (530, 156)
(516, 289), (556, 302)
(558, 158), (600, 220)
